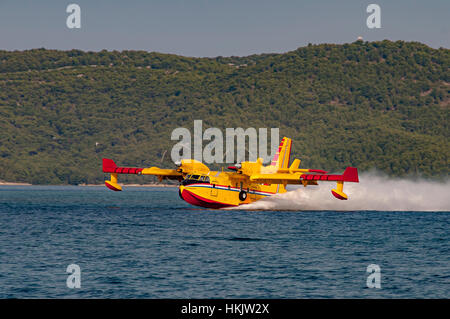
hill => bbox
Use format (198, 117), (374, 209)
(0, 40), (448, 184)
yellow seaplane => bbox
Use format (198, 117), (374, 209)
(102, 137), (359, 209)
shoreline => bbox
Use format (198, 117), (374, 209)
(79, 183), (177, 187)
(0, 181), (32, 186)
(0, 181), (177, 187)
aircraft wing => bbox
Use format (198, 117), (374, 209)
(140, 167), (183, 179)
(250, 167), (358, 184)
(102, 158), (183, 191)
(250, 167), (359, 200)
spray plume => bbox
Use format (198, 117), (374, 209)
(229, 173), (450, 211)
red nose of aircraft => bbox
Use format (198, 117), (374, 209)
(178, 185), (232, 209)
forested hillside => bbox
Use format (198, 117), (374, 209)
(0, 40), (448, 184)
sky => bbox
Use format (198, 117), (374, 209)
(0, 0), (448, 57)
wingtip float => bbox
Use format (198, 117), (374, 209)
(102, 137), (359, 208)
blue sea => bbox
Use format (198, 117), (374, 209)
(0, 186), (448, 298)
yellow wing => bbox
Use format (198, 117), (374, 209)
(249, 165), (359, 200)
(102, 158), (211, 191)
(102, 158), (183, 191)
(141, 167), (183, 179)
(250, 173), (307, 185)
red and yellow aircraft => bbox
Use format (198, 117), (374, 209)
(102, 137), (359, 208)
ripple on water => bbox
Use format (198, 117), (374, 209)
(0, 186), (448, 298)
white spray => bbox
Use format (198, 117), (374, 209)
(230, 173), (450, 211)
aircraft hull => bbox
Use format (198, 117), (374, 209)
(179, 184), (273, 209)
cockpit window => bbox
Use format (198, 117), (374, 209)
(182, 174), (210, 186)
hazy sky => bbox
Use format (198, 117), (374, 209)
(0, 0), (448, 56)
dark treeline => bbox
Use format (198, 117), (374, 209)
(0, 40), (448, 184)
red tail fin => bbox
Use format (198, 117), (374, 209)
(103, 158), (117, 173)
(102, 158), (144, 174)
(342, 167), (359, 183)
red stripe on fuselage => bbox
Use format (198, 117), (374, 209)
(180, 189), (235, 209)
(186, 183), (276, 195)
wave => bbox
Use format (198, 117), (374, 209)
(229, 173), (450, 211)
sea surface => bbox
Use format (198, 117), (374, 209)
(0, 186), (448, 298)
